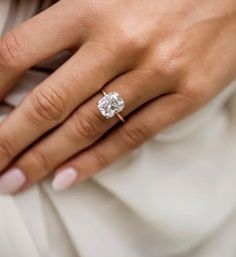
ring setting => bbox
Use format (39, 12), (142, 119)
(97, 90), (125, 122)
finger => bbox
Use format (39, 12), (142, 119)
(52, 93), (193, 190)
(0, 69), (170, 194)
(0, 42), (122, 172)
(0, 1), (83, 98)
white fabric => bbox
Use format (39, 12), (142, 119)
(0, 1), (236, 256)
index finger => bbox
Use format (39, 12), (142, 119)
(0, 1), (82, 99)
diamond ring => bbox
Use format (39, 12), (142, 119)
(97, 89), (125, 122)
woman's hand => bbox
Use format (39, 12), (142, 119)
(0, 0), (235, 194)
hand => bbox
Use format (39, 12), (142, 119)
(0, 0), (235, 194)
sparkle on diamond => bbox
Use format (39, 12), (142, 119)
(97, 91), (125, 119)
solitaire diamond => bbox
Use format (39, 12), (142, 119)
(97, 91), (125, 119)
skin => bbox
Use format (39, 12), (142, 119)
(0, 0), (235, 193)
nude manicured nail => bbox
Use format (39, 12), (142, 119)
(52, 168), (78, 191)
(0, 168), (26, 195)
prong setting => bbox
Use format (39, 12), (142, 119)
(97, 91), (125, 119)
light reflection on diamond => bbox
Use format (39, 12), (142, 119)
(97, 91), (125, 119)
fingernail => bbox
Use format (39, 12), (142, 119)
(52, 168), (78, 191)
(0, 168), (26, 195)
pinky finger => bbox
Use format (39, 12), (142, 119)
(52, 93), (194, 191)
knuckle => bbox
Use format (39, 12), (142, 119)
(118, 124), (148, 149)
(151, 58), (177, 80)
(152, 39), (186, 78)
(115, 28), (147, 54)
(178, 78), (209, 107)
(68, 109), (102, 141)
(0, 31), (22, 70)
(24, 149), (50, 174)
(29, 87), (66, 124)
(180, 87), (201, 104)
(91, 148), (109, 169)
(0, 138), (16, 160)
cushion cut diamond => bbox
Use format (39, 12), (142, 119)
(97, 91), (125, 119)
